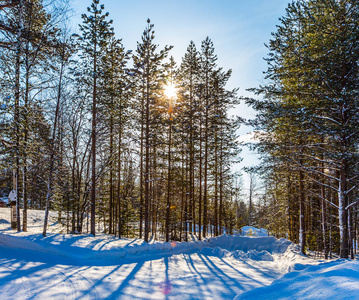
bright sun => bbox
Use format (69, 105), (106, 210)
(164, 84), (177, 99)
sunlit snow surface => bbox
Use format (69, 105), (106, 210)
(0, 208), (357, 300)
(235, 259), (359, 300)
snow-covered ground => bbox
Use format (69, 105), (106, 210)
(235, 259), (359, 300)
(0, 207), (65, 233)
(0, 208), (358, 299)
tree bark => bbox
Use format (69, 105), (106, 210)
(165, 118), (172, 242)
(14, 0), (23, 233)
(43, 43), (65, 237)
(299, 167), (306, 255)
(144, 61), (150, 242)
(90, 35), (97, 237)
(338, 158), (348, 258)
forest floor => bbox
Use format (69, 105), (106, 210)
(0, 208), (358, 299)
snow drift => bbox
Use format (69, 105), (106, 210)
(1, 208), (349, 300)
(0, 231), (294, 265)
(235, 259), (359, 300)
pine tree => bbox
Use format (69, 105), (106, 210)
(199, 37), (217, 238)
(133, 19), (172, 242)
(177, 41), (200, 238)
(248, 0), (359, 258)
(77, 0), (113, 236)
(100, 35), (131, 237)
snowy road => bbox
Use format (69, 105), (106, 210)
(0, 208), (357, 299)
(0, 209), (318, 299)
(0, 244), (283, 300)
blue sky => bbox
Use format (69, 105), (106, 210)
(71, 0), (290, 185)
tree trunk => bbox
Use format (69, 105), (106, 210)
(299, 167), (306, 255)
(320, 165), (328, 259)
(90, 40), (97, 236)
(248, 174), (253, 227)
(139, 91), (144, 239)
(348, 208), (354, 259)
(14, 0), (23, 233)
(198, 120), (202, 240)
(22, 44), (30, 232)
(118, 109), (123, 238)
(144, 70), (150, 242)
(109, 113), (113, 234)
(214, 141), (218, 236)
(338, 159), (348, 258)
(165, 119), (172, 242)
(203, 108), (208, 238)
(219, 136), (223, 235)
(43, 44), (65, 237)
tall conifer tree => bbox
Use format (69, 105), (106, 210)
(78, 0), (113, 236)
(133, 19), (172, 242)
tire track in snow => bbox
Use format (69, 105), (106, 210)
(0, 265), (31, 298)
(53, 266), (101, 300)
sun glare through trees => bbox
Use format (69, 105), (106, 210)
(0, 4), (358, 298)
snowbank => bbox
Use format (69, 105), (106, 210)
(208, 235), (289, 253)
(199, 246), (274, 261)
(0, 207), (301, 267)
(0, 229), (296, 266)
(0, 232), (311, 300)
(235, 259), (359, 300)
(0, 209), (329, 300)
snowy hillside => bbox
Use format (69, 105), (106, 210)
(0, 208), (358, 299)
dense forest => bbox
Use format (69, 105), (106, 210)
(0, 0), (244, 243)
(247, 0), (359, 259)
(1, 0), (359, 260)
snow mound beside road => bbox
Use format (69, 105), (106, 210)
(200, 246), (274, 261)
(233, 249), (274, 261)
(0, 229), (297, 265)
(235, 259), (359, 300)
(208, 235), (291, 253)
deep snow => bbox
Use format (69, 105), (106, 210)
(235, 259), (359, 300)
(0, 208), (358, 300)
